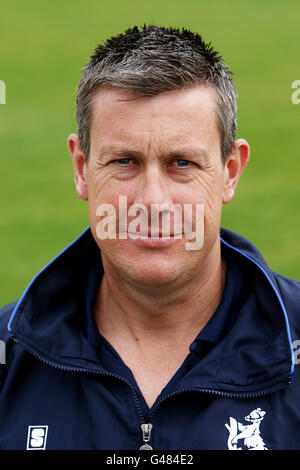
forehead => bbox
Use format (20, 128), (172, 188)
(89, 85), (220, 154)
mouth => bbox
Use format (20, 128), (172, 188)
(127, 231), (181, 247)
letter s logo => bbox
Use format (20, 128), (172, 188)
(30, 428), (45, 447)
(27, 426), (48, 450)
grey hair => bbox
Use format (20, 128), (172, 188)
(75, 25), (237, 163)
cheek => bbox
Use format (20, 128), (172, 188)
(181, 171), (224, 208)
(188, 172), (225, 234)
(87, 176), (137, 237)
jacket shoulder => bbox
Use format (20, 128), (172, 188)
(274, 272), (300, 298)
(273, 273), (300, 336)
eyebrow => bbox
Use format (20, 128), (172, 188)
(167, 149), (209, 162)
(99, 146), (209, 161)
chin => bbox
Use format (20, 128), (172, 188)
(99, 240), (197, 287)
(134, 269), (179, 286)
(113, 254), (183, 288)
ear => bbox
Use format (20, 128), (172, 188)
(222, 138), (250, 204)
(67, 133), (88, 201)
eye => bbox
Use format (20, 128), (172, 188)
(115, 158), (133, 165)
(168, 158), (194, 169)
(110, 157), (139, 169)
(175, 159), (190, 167)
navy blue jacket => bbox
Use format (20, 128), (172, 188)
(0, 227), (299, 450)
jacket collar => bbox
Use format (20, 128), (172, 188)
(8, 227), (294, 393)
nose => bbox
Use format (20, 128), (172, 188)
(133, 161), (173, 209)
(130, 161), (181, 237)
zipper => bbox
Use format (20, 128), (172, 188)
(147, 380), (292, 422)
(12, 336), (292, 450)
(139, 423), (153, 450)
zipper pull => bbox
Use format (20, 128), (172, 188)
(139, 423), (153, 450)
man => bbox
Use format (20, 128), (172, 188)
(0, 25), (299, 451)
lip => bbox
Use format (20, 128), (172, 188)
(127, 232), (181, 247)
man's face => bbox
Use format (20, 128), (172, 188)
(70, 86), (246, 289)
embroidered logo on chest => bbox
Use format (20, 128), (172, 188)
(225, 408), (268, 450)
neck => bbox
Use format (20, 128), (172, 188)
(93, 243), (227, 347)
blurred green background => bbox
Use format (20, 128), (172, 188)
(0, 0), (299, 306)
